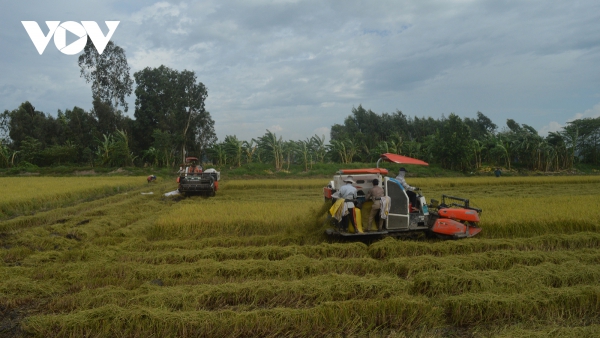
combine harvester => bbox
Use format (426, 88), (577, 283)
(176, 157), (220, 197)
(323, 153), (482, 240)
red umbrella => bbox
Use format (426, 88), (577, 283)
(378, 153), (429, 166)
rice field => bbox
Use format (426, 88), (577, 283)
(1, 175), (600, 337)
(0, 176), (146, 220)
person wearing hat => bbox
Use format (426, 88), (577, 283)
(338, 176), (361, 233)
(395, 167), (420, 210)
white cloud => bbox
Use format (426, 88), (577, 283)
(129, 48), (177, 70)
(538, 121), (563, 137)
(569, 103), (600, 122)
(269, 125), (283, 133)
(131, 2), (186, 25)
(539, 102), (600, 136)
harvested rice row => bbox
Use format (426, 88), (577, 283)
(387, 249), (600, 278)
(23, 296), (440, 338)
(126, 231), (600, 259)
(47, 274), (410, 313)
(0, 183), (164, 233)
(123, 235), (313, 251)
(13, 250), (600, 291)
(492, 324), (600, 338)
(369, 232), (600, 259)
(118, 242), (370, 263)
(47, 261), (600, 314)
(444, 285), (600, 326)
(119, 232), (600, 263)
(411, 261), (600, 297)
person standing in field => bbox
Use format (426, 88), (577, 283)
(395, 167), (419, 209)
(365, 178), (385, 231)
(338, 176), (360, 233)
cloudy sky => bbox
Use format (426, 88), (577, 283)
(2, 0), (600, 142)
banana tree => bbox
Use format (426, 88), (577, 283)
(242, 139), (257, 164)
(224, 135), (244, 167)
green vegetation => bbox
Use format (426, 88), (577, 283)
(1, 176), (600, 337)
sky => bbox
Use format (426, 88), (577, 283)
(2, 0), (600, 142)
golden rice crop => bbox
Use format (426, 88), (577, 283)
(475, 195), (600, 238)
(0, 176), (146, 219)
(410, 175), (600, 188)
(223, 178), (327, 190)
(149, 199), (325, 239)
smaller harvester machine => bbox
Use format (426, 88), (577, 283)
(323, 153), (482, 240)
(177, 157), (220, 197)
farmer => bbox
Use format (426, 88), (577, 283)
(365, 178), (384, 231)
(395, 167), (419, 210)
(338, 176), (361, 233)
(186, 161), (203, 175)
(147, 175), (157, 183)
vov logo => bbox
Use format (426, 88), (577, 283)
(21, 21), (120, 55)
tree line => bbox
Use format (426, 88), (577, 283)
(325, 106), (600, 171)
(206, 106), (600, 172)
(1, 39), (599, 172)
(4, 99), (598, 172)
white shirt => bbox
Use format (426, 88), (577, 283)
(395, 171), (415, 191)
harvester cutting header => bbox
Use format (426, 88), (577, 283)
(323, 153), (482, 240)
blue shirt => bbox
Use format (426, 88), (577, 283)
(339, 183), (357, 200)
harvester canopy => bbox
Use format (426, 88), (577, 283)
(377, 153), (429, 167)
